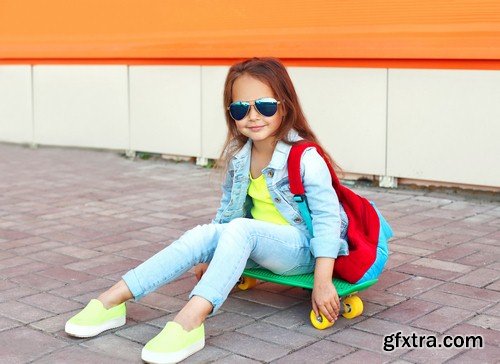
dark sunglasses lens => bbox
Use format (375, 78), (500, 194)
(229, 102), (249, 120)
(255, 99), (278, 117)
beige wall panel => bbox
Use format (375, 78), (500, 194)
(288, 67), (388, 176)
(33, 66), (128, 149)
(388, 69), (500, 187)
(201, 66), (229, 159)
(130, 66), (201, 156)
(0, 66), (33, 143)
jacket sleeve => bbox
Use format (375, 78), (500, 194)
(212, 162), (234, 224)
(301, 147), (343, 258)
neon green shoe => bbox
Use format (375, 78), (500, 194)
(65, 299), (126, 338)
(141, 321), (205, 364)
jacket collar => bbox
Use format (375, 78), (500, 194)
(234, 129), (303, 171)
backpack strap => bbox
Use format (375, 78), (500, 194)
(287, 141), (327, 236)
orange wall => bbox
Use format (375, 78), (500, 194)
(1, 0), (500, 68)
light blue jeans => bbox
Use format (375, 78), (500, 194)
(122, 218), (315, 313)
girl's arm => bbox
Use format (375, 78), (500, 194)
(300, 147), (344, 322)
(312, 257), (339, 323)
(212, 162), (234, 224)
(300, 147), (344, 259)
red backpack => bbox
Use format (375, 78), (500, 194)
(288, 141), (381, 283)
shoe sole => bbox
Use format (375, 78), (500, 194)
(141, 338), (205, 364)
(65, 316), (126, 338)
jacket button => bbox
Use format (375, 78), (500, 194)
(267, 171), (274, 178)
(293, 217), (302, 223)
(274, 197), (281, 203)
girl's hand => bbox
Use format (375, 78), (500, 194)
(194, 263), (209, 281)
(311, 280), (340, 323)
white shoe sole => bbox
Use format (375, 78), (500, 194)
(65, 316), (126, 338)
(141, 338), (205, 364)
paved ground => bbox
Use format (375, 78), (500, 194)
(0, 142), (499, 363)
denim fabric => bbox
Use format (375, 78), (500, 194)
(213, 129), (349, 259)
(122, 218), (315, 313)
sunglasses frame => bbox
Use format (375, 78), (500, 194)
(227, 97), (281, 121)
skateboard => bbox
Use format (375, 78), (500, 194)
(238, 268), (377, 329)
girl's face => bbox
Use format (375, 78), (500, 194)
(231, 74), (283, 147)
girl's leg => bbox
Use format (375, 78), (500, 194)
(179, 218), (314, 328)
(97, 223), (226, 309)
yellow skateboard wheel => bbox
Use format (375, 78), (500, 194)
(309, 310), (334, 330)
(237, 277), (257, 290)
(342, 295), (363, 319)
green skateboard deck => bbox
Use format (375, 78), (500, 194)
(242, 268), (377, 296)
(240, 268), (377, 329)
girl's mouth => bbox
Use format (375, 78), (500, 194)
(248, 125), (265, 132)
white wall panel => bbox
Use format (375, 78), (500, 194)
(33, 66), (128, 149)
(201, 66), (229, 159)
(289, 68), (388, 176)
(130, 66), (201, 156)
(388, 69), (500, 187)
(0, 66), (33, 143)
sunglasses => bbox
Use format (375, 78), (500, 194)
(227, 97), (281, 121)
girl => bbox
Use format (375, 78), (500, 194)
(65, 57), (349, 364)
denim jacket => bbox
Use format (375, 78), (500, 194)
(213, 130), (349, 259)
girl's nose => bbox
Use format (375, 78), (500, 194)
(248, 104), (260, 120)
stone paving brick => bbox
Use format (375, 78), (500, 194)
(49, 277), (112, 298)
(205, 311), (256, 337)
(19, 292), (82, 314)
(486, 279), (500, 292)
(394, 262), (464, 281)
(0, 300), (54, 323)
(126, 301), (168, 323)
(81, 334), (143, 362)
(210, 331), (290, 362)
(233, 288), (308, 309)
(182, 344), (231, 363)
(328, 327), (408, 356)
(34, 345), (125, 364)
(484, 302), (500, 317)
(467, 314), (500, 331)
(387, 276), (443, 297)
(411, 306), (475, 333)
(0, 326), (68, 363)
(0, 260), (52, 278)
(447, 345), (500, 364)
(236, 321), (316, 348)
(417, 289), (493, 312)
(401, 345), (466, 363)
(223, 296), (280, 319)
(453, 268), (499, 288)
(353, 317), (435, 337)
(30, 309), (78, 333)
(28, 250), (80, 265)
(64, 253), (125, 271)
(361, 288), (407, 307)
(0, 315), (22, 332)
(377, 299), (441, 324)
(262, 301), (312, 329)
(217, 353), (260, 363)
(334, 349), (393, 364)
(272, 339), (354, 363)
(38, 266), (96, 283)
(0, 285), (39, 302)
(138, 292), (187, 312)
(52, 245), (103, 259)
(370, 271), (412, 291)
(437, 282), (500, 302)
(11, 273), (66, 291)
(115, 323), (160, 345)
(447, 323), (500, 348)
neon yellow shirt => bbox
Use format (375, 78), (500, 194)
(248, 174), (289, 225)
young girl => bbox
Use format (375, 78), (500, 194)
(65, 57), (349, 363)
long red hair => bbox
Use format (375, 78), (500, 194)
(217, 57), (339, 172)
